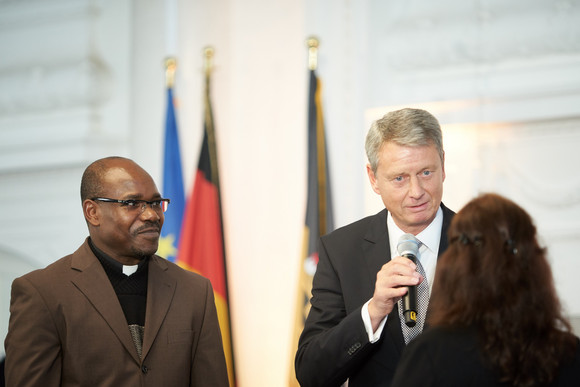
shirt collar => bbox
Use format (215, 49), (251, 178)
(416, 207), (443, 255)
(387, 206), (443, 256)
(88, 237), (149, 275)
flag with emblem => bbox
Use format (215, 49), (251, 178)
(177, 48), (236, 387)
(158, 61), (185, 263)
(288, 39), (334, 386)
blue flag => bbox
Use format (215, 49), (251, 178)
(158, 87), (185, 262)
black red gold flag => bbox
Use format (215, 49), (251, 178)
(177, 51), (236, 387)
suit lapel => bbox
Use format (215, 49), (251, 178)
(141, 256), (176, 360)
(361, 210), (406, 353)
(362, 209), (390, 284)
(69, 241), (141, 364)
(438, 203), (454, 256)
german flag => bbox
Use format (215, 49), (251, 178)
(177, 50), (236, 387)
(289, 41), (334, 386)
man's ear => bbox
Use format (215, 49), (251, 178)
(441, 150), (446, 182)
(83, 199), (101, 226)
(366, 164), (380, 195)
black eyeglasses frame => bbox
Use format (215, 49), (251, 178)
(90, 197), (171, 213)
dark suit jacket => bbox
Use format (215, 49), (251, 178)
(296, 204), (454, 387)
(4, 239), (229, 387)
(391, 326), (580, 386)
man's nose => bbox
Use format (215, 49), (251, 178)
(140, 203), (161, 220)
(408, 176), (425, 198)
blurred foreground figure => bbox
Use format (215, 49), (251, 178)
(392, 193), (580, 386)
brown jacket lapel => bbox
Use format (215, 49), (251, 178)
(69, 241), (141, 364)
(141, 256), (177, 360)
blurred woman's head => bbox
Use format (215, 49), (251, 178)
(428, 193), (575, 386)
(431, 192), (554, 326)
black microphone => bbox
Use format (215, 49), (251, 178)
(397, 233), (421, 327)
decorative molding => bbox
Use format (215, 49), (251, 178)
(371, 1), (580, 71)
(0, 0), (98, 31)
(0, 0), (121, 172)
(0, 58), (112, 115)
(477, 118), (580, 209)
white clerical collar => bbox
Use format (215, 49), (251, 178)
(123, 264), (139, 276)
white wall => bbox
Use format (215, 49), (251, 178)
(1, 0), (579, 385)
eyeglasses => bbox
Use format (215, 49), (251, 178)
(91, 197), (170, 213)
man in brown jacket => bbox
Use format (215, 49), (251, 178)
(4, 156), (229, 386)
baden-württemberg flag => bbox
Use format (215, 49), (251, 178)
(289, 45), (334, 386)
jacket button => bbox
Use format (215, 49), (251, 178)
(348, 342), (362, 355)
(141, 365), (148, 374)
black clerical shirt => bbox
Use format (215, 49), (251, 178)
(88, 238), (148, 358)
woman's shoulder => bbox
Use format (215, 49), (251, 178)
(417, 325), (477, 344)
(555, 336), (580, 386)
(405, 325), (480, 361)
(395, 325), (499, 386)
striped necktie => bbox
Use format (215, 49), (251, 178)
(398, 243), (430, 344)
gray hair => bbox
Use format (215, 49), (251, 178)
(365, 108), (444, 173)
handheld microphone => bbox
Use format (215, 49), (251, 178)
(397, 233), (421, 327)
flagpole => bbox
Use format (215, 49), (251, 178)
(165, 57), (177, 88)
(204, 46), (214, 76)
(202, 46), (221, 191)
(307, 36), (319, 71)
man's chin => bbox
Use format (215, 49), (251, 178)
(402, 213), (437, 233)
(131, 245), (158, 259)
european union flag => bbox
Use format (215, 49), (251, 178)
(158, 86), (185, 262)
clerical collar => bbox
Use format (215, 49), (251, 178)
(123, 265), (139, 276)
(88, 238), (149, 276)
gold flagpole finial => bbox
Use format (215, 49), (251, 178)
(204, 46), (215, 76)
(307, 36), (319, 70)
(164, 57), (177, 88)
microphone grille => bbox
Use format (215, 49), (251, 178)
(397, 233), (420, 256)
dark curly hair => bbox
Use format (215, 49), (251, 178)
(428, 193), (577, 386)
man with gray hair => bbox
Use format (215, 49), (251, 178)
(296, 108), (455, 386)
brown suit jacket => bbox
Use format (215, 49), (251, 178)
(4, 239), (229, 387)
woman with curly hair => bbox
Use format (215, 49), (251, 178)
(391, 193), (580, 386)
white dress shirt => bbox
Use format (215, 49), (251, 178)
(362, 207), (444, 342)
